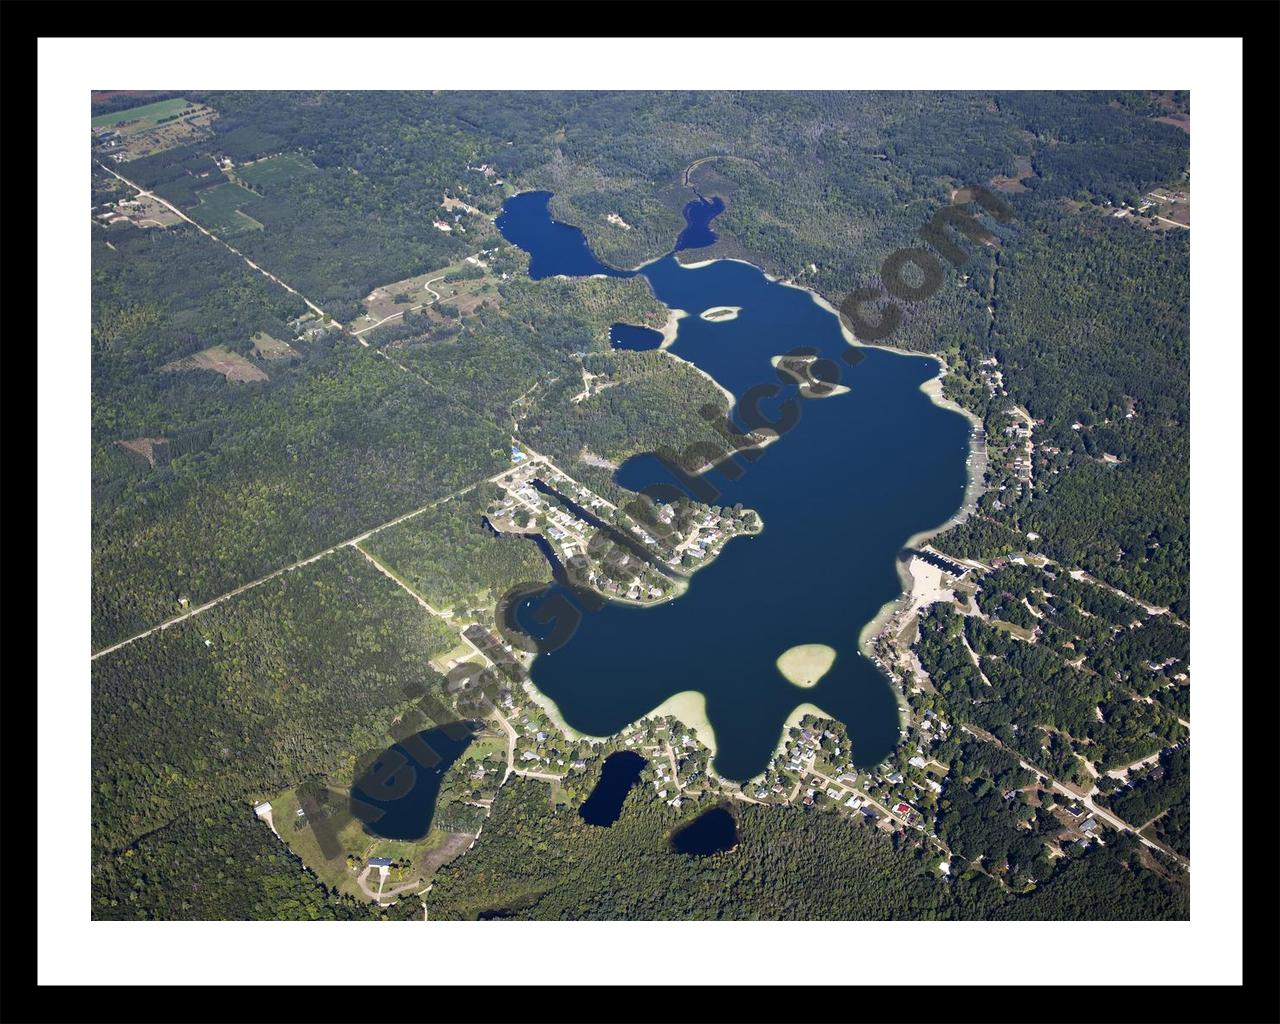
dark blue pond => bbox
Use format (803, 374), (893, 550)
(495, 191), (633, 280)
(497, 193), (970, 782)
(578, 750), (648, 827)
(349, 722), (479, 841)
(671, 806), (738, 856)
(674, 195), (725, 251)
(610, 322), (665, 351)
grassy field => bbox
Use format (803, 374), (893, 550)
(250, 331), (298, 360)
(92, 97), (194, 131)
(162, 344), (268, 383)
(430, 640), (478, 673)
(263, 784), (465, 899)
(991, 619), (1038, 642)
(192, 182), (265, 235)
(234, 153), (317, 190)
(350, 258), (504, 334)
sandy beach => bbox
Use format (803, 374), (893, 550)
(902, 558), (955, 620)
(518, 678), (717, 757)
(644, 690), (718, 754)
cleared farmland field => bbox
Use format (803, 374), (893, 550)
(92, 98), (194, 132)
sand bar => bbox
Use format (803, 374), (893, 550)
(776, 644), (837, 687)
(658, 308), (689, 349)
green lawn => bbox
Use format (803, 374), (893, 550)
(466, 732), (509, 764)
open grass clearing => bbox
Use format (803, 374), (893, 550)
(250, 331), (298, 360)
(991, 618), (1037, 642)
(234, 153), (318, 190)
(113, 195), (184, 229)
(354, 259), (504, 331)
(191, 182), (265, 235)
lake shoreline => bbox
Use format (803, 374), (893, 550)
(668, 256), (988, 665)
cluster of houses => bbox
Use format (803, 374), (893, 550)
(465, 163), (505, 187)
(1055, 801), (1101, 851)
(513, 706), (566, 768)
(496, 467), (679, 605)
(285, 313), (332, 343)
(1000, 410), (1035, 484)
(976, 357), (1006, 398)
(666, 508), (753, 568)
(651, 758), (682, 808)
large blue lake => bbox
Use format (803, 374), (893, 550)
(497, 191), (970, 781)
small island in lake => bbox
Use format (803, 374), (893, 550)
(699, 305), (741, 322)
(771, 354), (850, 397)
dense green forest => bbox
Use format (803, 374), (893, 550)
(1097, 742), (1190, 855)
(91, 224), (509, 648)
(92, 215), (306, 371)
(363, 485), (551, 612)
(93, 800), (420, 921)
(387, 272), (668, 424)
(91, 550), (455, 862)
(107, 91), (1184, 321)
(522, 348), (734, 473)
(965, 207), (1189, 616)
(426, 777), (1186, 921)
